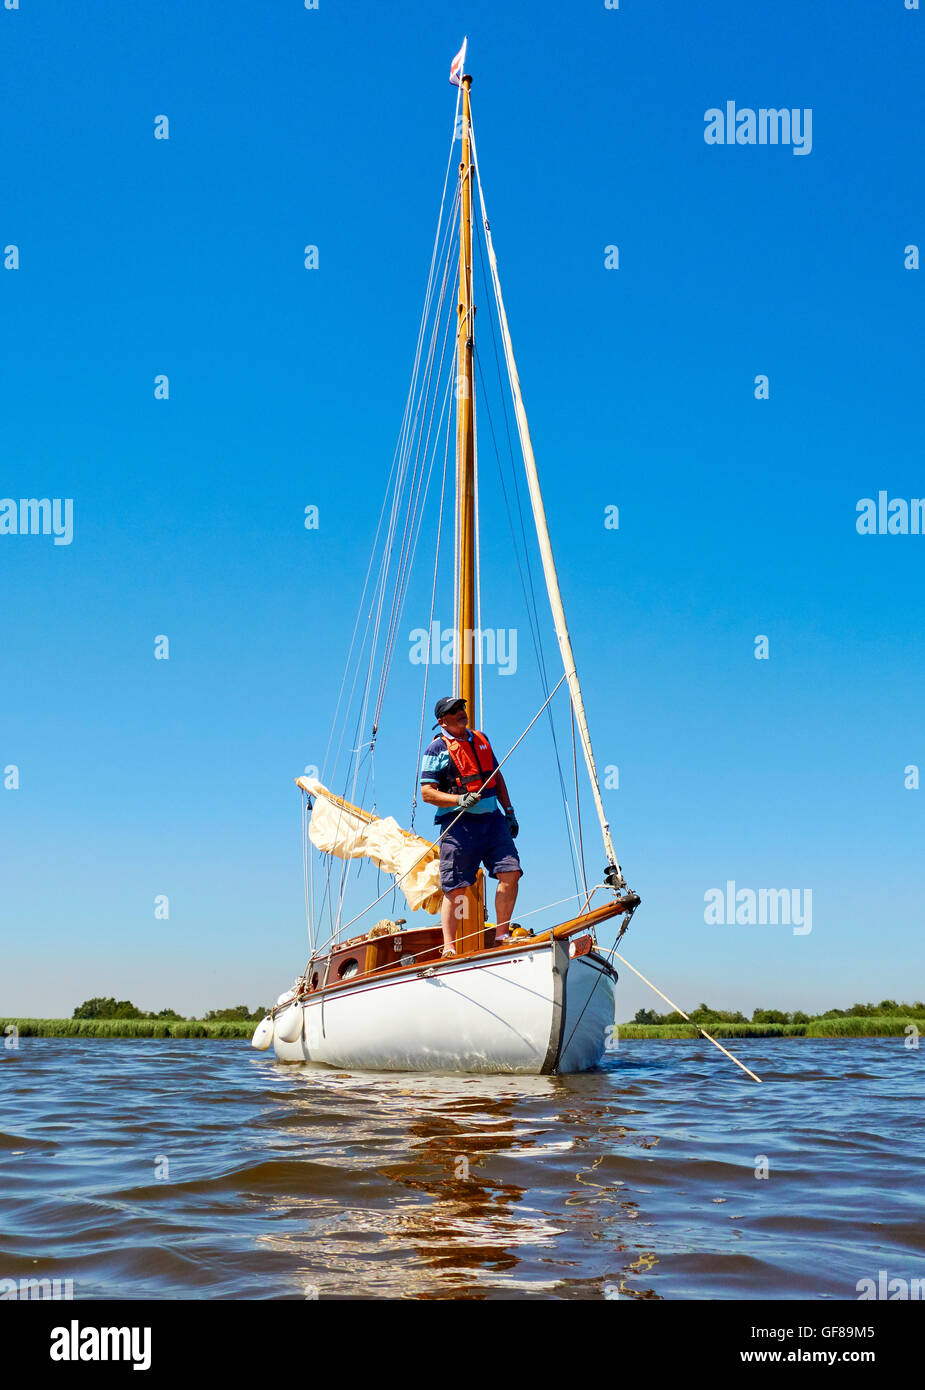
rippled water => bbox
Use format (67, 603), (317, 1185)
(0, 1038), (921, 1300)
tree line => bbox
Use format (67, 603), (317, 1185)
(72, 998), (269, 1023)
(633, 999), (925, 1025)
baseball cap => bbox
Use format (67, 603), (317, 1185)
(433, 695), (467, 723)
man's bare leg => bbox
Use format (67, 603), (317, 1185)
(494, 871), (521, 939)
(441, 888), (468, 953)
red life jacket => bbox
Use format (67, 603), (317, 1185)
(442, 729), (499, 795)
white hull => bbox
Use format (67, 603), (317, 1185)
(271, 942), (616, 1074)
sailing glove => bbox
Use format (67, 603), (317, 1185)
(505, 807), (519, 838)
(457, 792), (481, 810)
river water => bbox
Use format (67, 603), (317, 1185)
(1, 1038), (921, 1300)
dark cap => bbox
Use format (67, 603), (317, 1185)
(433, 695), (467, 722)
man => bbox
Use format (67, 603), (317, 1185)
(420, 695), (522, 957)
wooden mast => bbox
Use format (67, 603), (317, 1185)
(453, 69), (486, 951)
(455, 73), (476, 713)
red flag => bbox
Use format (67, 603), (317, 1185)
(449, 38), (467, 87)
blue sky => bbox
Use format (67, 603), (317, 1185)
(1, 0), (922, 1020)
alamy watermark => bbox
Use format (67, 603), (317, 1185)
(704, 102), (813, 156)
(0, 497), (73, 545)
(856, 493), (925, 535)
(409, 622), (517, 675)
(704, 881), (812, 935)
(50, 1321), (151, 1370)
(856, 1269), (925, 1300)
(0, 1276), (74, 1300)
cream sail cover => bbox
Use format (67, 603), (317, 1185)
(296, 777), (442, 915)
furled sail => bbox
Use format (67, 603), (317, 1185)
(296, 777), (443, 915)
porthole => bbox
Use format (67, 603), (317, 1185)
(338, 958), (360, 980)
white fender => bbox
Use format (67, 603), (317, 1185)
(251, 1016), (275, 1050)
(275, 1004), (303, 1044)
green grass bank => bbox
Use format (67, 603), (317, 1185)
(1, 1018), (255, 1039)
(616, 1016), (920, 1039)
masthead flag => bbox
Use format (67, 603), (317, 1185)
(449, 38), (468, 87)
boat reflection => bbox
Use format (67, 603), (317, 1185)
(253, 1065), (660, 1299)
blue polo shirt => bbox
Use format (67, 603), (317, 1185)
(420, 729), (500, 823)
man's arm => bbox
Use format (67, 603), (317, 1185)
(494, 771), (512, 813)
(494, 770), (518, 836)
(421, 782), (471, 808)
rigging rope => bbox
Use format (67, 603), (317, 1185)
(611, 954), (764, 1084)
(470, 206), (585, 894)
(353, 190), (460, 757)
(322, 145), (460, 789)
(374, 282), (460, 728)
(571, 701), (588, 900)
(313, 103), (464, 941)
(411, 373), (455, 828)
(473, 338), (583, 897)
(468, 92), (625, 888)
(332, 295), (460, 928)
(302, 787), (314, 952)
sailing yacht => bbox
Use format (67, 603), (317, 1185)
(255, 42), (640, 1073)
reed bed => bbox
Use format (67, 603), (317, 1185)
(805, 1016), (917, 1038)
(617, 1022), (797, 1039)
(0, 1018), (254, 1039)
(617, 1017), (918, 1040)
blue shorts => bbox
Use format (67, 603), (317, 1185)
(437, 809), (522, 893)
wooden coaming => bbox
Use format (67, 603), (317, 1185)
(303, 896), (633, 1001)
